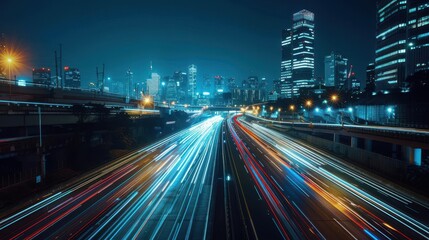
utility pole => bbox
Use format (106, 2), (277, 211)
(59, 44), (63, 88)
(96, 64), (106, 94)
(55, 51), (59, 88)
(38, 106), (46, 182)
(101, 64), (105, 93)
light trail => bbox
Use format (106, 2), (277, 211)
(0, 116), (223, 239)
(226, 114), (429, 239)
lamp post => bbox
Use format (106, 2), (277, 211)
(305, 100), (312, 121)
(289, 105), (295, 126)
(331, 94), (344, 127)
(7, 57), (12, 81)
(144, 96), (152, 109)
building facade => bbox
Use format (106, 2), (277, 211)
(374, 0), (409, 91)
(407, 0), (429, 75)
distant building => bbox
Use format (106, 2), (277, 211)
(267, 91), (279, 102)
(165, 76), (177, 102)
(259, 77), (267, 102)
(64, 66), (81, 89)
(173, 71), (188, 103)
(272, 79), (281, 95)
(214, 75), (224, 96)
(349, 72), (361, 94)
(324, 52), (348, 89)
(407, 0), (429, 75)
(32, 68), (52, 86)
(281, 9), (316, 98)
(124, 68), (136, 99)
(188, 64), (197, 103)
(226, 77), (237, 92)
(160, 76), (169, 101)
(147, 72), (160, 101)
(247, 76), (259, 88)
(232, 88), (264, 106)
(366, 63), (376, 92)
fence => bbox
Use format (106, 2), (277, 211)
(289, 131), (408, 178)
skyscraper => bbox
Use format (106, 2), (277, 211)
(375, 0), (407, 91)
(188, 64), (197, 103)
(280, 28), (293, 98)
(281, 9), (315, 98)
(407, 0), (429, 75)
(324, 52), (348, 89)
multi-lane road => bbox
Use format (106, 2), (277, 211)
(0, 116), (223, 239)
(223, 114), (429, 239)
(1, 114), (428, 239)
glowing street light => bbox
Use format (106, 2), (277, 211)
(289, 105), (295, 111)
(305, 100), (312, 108)
(331, 94), (338, 102)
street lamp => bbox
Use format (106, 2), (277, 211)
(289, 105), (295, 124)
(330, 94), (344, 126)
(305, 100), (312, 120)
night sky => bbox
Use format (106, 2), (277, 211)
(3, 0), (375, 89)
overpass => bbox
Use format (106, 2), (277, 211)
(245, 114), (429, 166)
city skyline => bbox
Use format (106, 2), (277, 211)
(2, 0), (375, 88)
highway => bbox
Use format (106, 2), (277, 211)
(224, 114), (429, 239)
(0, 116), (223, 239)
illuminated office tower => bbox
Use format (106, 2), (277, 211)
(375, 0), (407, 91)
(407, 0), (429, 74)
(281, 10), (315, 98)
(188, 64), (197, 103)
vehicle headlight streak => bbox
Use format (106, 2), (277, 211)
(0, 116), (224, 239)
(232, 116), (429, 239)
